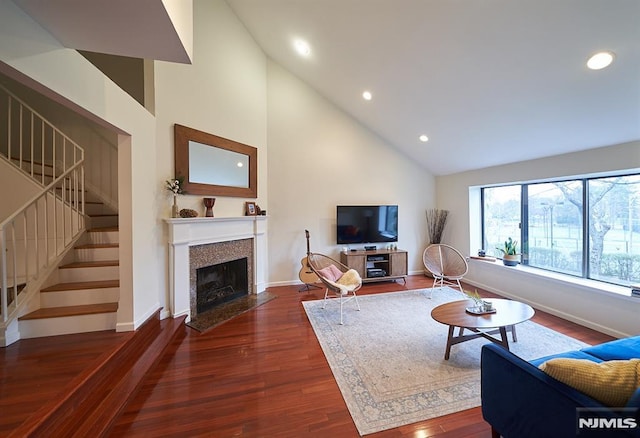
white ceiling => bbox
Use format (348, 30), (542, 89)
(11, 0), (640, 176)
(227, 0), (640, 175)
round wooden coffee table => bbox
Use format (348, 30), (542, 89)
(431, 298), (535, 360)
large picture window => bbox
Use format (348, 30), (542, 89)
(482, 173), (640, 287)
(527, 181), (583, 276)
(482, 185), (521, 257)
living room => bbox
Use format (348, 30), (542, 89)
(1, 0), (638, 336)
(3, 2), (638, 335)
(0, 0), (639, 435)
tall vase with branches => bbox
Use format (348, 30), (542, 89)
(426, 208), (449, 244)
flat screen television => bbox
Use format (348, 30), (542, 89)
(336, 205), (398, 244)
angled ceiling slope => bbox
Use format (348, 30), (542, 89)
(13, 0), (193, 64)
(228, 0), (640, 175)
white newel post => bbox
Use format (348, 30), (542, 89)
(165, 216), (268, 321)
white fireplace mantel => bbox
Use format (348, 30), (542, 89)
(165, 216), (267, 320)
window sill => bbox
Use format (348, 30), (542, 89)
(469, 257), (637, 301)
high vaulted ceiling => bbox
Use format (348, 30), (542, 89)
(13, 0), (192, 63)
(227, 0), (640, 175)
(11, 1), (640, 176)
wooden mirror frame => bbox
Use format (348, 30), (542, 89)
(174, 124), (257, 198)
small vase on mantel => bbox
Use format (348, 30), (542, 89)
(172, 194), (180, 218)
(203, 197), (216, 217)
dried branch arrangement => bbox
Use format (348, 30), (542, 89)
(426, 208), (449, 244)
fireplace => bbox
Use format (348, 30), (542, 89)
(165, 216), (267, 321)
(188, 238), (254, 320)
(196, 258), (248, 314)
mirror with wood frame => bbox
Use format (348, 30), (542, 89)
(174, 124), (257, 198)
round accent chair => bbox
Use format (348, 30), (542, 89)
(307, 252), (362, 324)
(422, 244), (468, 298)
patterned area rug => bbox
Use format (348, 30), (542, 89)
(302, 287), (588, 436)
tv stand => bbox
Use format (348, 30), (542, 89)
(340, 249), (407, 284)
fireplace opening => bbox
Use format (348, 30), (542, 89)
(196, 257), (248, 314)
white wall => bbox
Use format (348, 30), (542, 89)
(0, 160), (40, 222)
(267, 61), (435, 284)
(4, 0), (637, 338)
(0, 0), (436, 329)
(437, 141), (640, 337)
(0, 0), (160, 330)
(0, 81), (120, 209)
(154, 0), (267, 313)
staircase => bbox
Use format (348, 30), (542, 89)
(0, 83), (120, 345)
(18, 201), (120, 338)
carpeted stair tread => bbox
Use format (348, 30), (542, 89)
(60, 260), (119, 269)
(19, 302), (118, 320)
(41, 280), (119, 292)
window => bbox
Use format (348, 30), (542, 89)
(482, 185), (521, 256)
(527, 181), (583, 276)
(589, 175), (640, 285)
(481, 173), (640, 287)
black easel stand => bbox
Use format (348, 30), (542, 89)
(298, 283), (322, 292)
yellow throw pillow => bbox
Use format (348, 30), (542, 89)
(539, 358), (640, 407)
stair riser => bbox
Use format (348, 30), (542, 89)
(58, 266), (119, 283)
(75, 247), (119, 262)
(40, 288), (120, 307)
(84, 203), (113, 216)
(87, 231), (119, 245)
(18, 312), (117, 339)
(88, 216), (118, 229)
(12, 160), (52, 177)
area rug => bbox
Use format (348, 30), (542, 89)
(302, 287), (588, 436)
(186, 292), (277, 332)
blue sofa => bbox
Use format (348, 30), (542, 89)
(481, 336), (640, 438)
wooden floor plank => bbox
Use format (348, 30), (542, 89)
(0, 330), (132, 434)
(107, 276), (613, 437)
(0, 275), (615, 436)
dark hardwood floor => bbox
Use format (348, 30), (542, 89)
(1, 275), (615, 437)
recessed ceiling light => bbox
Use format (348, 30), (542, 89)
(362, 91), (372, 101)
(294, 39), (311, 57)
(419, 135), (429, 142)
(587, 51), (615, 70)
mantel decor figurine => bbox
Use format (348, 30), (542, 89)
(179, 208), (198, 218)
(203, 197), (216, 217)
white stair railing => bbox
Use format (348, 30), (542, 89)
(0, 85), (85, 322)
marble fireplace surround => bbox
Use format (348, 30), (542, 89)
(190, 239), (253, 319)
(166, 216), (267, 321)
